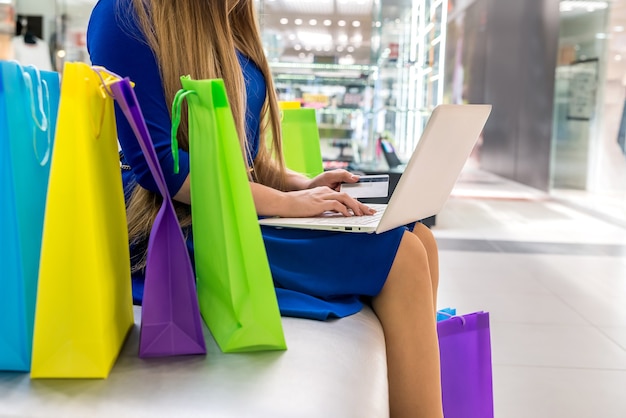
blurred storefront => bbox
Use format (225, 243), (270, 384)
(551, 0), (626, 223)
(442, 0), (624, 223)
(7, 0), (625, 222)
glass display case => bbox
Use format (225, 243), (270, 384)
(267, 0), (448, 170)
(270, 61), (377, 166)
(369, 0), (448, 165)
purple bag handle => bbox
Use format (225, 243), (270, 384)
(100, 69), (206, 357)
(109, 79), (170, 198)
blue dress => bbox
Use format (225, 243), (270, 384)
(86, 0), (407, 320)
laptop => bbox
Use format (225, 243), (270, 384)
(259, 104), (492, 234)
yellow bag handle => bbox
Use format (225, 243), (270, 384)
(92, 66), (124, 98)
(89, 66), (136, 141)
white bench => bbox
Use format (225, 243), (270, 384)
(0, 306), (389, 418)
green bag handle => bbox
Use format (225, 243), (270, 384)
(171, 86), (197, 174)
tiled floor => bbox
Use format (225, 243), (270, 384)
(436, 168), (626, 418)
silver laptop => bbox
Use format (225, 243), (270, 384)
(259, 104), (492, 234)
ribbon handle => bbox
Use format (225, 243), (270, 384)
(21, 64), (51, 166)
(171, 87), (196, 174)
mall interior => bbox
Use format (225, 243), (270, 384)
(1, 0), (626, 417)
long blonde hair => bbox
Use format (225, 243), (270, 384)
(125, 0), (285, 271)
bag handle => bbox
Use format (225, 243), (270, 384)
(91, 66), (127, 140)
(92, 66), (122, 97)
(20, 64), (51, 166)
(437, 309), (467, 326)
(108, 77), (171, 199)
(170, 87), (196, 175)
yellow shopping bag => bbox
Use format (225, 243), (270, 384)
(30, 62), (133, 378)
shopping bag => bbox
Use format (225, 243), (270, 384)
(437, 311), (494, 418)
(436, 307), (457, 322)
(0, 61), (59, 371)
(172, 76), (286, 352)
(280, 107), (324, 178)
(108, 75), (206, 358)
(30, 62), (134, 378)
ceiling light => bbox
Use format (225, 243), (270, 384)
(559, 1), (608, 12)
(294, 44), (302, 50)
(323, 20), (332, 26)
(309, 19), (317, 26)
(298, 31), (333, 44)
(294, 18), (303, 25)
(338, 20), (346, 27)
(337, 46), (344, 52)
(338, 34), (348, 43)
(347, 46), (355, 52)
(280, 18), (288, 25)
(339, 55), (355, 65)
(289, 34), (296, 40)
(352, 21), (361, 28)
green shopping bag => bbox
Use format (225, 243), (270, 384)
(172, 77), (286, 353)
(280, 108), (324, 178)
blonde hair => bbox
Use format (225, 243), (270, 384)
(126, 0), (285, 271)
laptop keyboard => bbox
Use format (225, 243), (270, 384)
(299, 204), (386, 225)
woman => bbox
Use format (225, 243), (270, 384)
(87, 1), (443, 416)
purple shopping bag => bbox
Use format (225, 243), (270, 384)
(437, 311), (494, 418)
(108, 75), (206, 358)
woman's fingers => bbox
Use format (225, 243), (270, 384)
(285, 186), (376, 218)
(317, 188), (375, 217)
(310, 169), (359, 190)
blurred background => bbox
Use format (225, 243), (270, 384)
(1, 1), (625, 416)
(4, 0), (622, 225)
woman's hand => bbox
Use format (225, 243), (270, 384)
(282, 186), (376, 218)
(306, 169), (360, 191)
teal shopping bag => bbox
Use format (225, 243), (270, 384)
(0, 61), (60, 371)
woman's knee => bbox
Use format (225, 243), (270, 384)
(386, 232), (431, 289)
(400, 230), (429, 264)
(412, 222), (438, 252)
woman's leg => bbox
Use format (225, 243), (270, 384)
(411, 222), (439, 310)
(372, 231), (443, 418)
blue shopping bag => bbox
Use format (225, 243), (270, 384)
(0, 61), (60, 371)
(437, 307), (457, 322)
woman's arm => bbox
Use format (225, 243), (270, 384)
(251, 182), (375, 217)
(87, 0), (190, 197)
(172, 173), (373, 217)
(283, 169), (312, 191)
(284, 168), (361, 192)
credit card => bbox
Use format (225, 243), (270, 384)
(340, 174), (389, 198)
